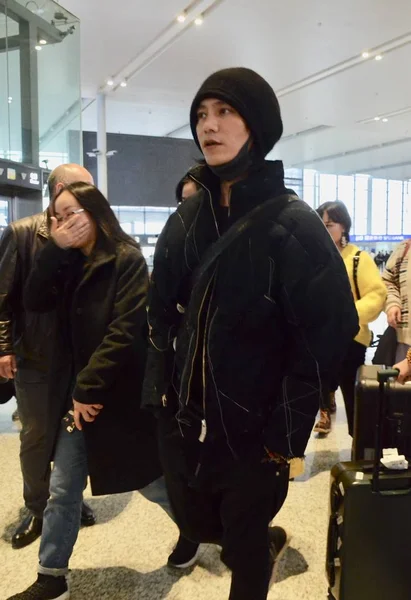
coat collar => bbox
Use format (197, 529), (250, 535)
(73, 242), (117, 291)
(38, 210), (49, 239)
(192, 160), (289, 218)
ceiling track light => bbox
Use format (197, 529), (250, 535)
(374, 117), (381, 121)
(382, 118), (388, 122)
(120, 80), (127, 88)
(39, 39), (47, 45)
(194, 15), (204, 26)
(177, 12), (186, 23)
(34, 45), (42, 51)
(361, 51), (370, 59)
(375, 54), (383, 61)
(107, 78), (114, 86)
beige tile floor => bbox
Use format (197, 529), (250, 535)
(0, 394), (351, 600)
(0, 315), (387, 599)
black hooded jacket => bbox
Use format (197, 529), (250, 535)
(143, 161), (358, 470)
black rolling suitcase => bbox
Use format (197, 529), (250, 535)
(327, 368), (411, 600)
(353, 364), (411, 461)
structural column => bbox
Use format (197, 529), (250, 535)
(96, 93), (108, 196)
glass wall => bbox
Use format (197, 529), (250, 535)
(301, 168), (410, 240)
(0, 0), (81, 167)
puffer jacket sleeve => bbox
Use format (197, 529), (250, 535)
(355, 250), (386, 325)
(142, 211), (188, 410)
(263, 207), (359, 458)
(0, 226), (18, 355)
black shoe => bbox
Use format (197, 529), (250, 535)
(7, 574), (69, 599)
(12, 515), (43, 549)
(167, 534), (200, 568)
(80, 502), (96, 527)
(269, 526), (291, 585)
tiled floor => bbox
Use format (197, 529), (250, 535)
(0, 395), (351, 599)
(0, 316), (389, 599)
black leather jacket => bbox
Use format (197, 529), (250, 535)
(0, 211), (56, 369)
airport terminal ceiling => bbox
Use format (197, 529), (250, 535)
(60, 0), (411, 182)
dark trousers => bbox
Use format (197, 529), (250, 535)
(14, 368), (50, 519)
(160, 429), (289, 600)
(322, 340), (367, 436)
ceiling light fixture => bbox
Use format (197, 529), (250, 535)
(120, 80), (127, 87)
(375, 54), (383, 61)
(177, 13), (186, 23)
(382, 118), (388, 122)
(35, 45), (42, 51)
(39, 39), (47, 45)
(374, 116), (381, 121)
(194, 15), (204, 26)
(107, 78), (114, 86)
(7, 96), (12, 103)
(362, 51), (370, 59)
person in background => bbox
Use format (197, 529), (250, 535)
(0, 164), (96, 550)
(382, 239), (411, 363)
(8, 182), (162, 600)
(175, 165), (202, 204)
(315, 201), (386, 435)
(143, 67), (358, 600)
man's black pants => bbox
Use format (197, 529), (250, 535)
(160, 428), (290, 600)
(14, 368), (50, 519)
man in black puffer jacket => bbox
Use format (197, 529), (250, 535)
(143, 68), (359, 600)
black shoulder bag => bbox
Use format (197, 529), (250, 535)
(194, 194), (299, 284)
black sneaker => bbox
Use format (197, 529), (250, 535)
(7, 574), (69, 599)
(167, 534), (200, 568)
(269, 526), (291, 585)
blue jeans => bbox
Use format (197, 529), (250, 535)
(38, 424), (173, 576)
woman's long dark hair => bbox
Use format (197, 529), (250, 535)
(317, 201), (352, 241)
(53, 182), (139, 251)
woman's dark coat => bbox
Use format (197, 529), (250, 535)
(24, 239), (162, 495)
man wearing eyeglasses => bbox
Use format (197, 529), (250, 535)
(0, 164), (96, 549)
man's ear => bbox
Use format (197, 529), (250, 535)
(54, 182), (64, 197)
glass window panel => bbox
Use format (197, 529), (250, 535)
(387, 180), (403, 235)
(121, 222), (132, 234)
(302, 169), (317, 208)
(371, 179), (388, 236)
(145, 207), (170, 235)
(319, 174), (337, 205)
(403, 182), (411, 235)
(337, 176), (355, 226)
(354, 175), (369, 236)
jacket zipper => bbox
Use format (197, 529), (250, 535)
(181, 176), (220, 410)
(199, 270), (218, 443)
(184, 272), (214, 407)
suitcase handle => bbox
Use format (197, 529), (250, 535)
(373, 368), (400, 493)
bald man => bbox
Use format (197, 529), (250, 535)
(0, 164), (96, 549)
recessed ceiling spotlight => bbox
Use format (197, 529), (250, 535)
(35, 45), (42, 51)
(39, 39), (47, 45)
(194, 15), (204, 26)
(382, 118), (388, 122)
(177, 13), (186, 23)
(120, 80), (127, 88)
(374, 116), (381, 121)
(8, 96), (12, 103)
(375, 54), (383, 61)
(362, 51), (370, 59)
(107, 78), (114, 86)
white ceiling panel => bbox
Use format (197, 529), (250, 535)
(61, 0), (411, 180)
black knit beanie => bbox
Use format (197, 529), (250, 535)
(190, 67), (283, 158)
